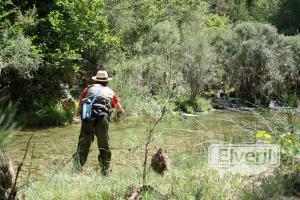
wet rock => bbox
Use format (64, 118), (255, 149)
(150, 148), (170, 175)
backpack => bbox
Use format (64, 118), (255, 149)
(81, 88), (113, 120)
(81, 90), (101, 120)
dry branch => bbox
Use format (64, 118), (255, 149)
(142, 106), (166, 186)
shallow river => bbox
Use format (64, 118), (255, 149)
(4, 110), (298, 180)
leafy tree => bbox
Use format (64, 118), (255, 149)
(271, 35), (300, 94)
(219, 22), (279, 102)
(142, 20), (181, 97)
(181, 10), (216, 101)
(248, 0), (280, 23)
(0, 28), (41, 78)
(0, 4), (43, 112)
(275, 0), (300, 35)
(210, 0), (251, 22)
(48, 0), (119, 75)
(0, 0), (16, 29)
(104, 0), (202, 58)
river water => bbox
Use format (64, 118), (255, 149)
(4, 110), (298, 180)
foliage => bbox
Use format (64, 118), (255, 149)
(281, 93), (299, 107)
(143, 20), (182, 97)
(48, 0), (119, 74)
(274, 0), (300, 35)
(0, 104), (16, 144)
(104, 0), (202, 57)
(0, 6), (41, 80)
(218, 22), (279, 103)
(256, 130), (272, 144)
(0, 0), (17, 29)
(280, 132), (300, 165)
(272, 35), (300, 95)
(181, 10), (216, 100)
(212, 0), (300, 35)
(31, 101), (76, 126)
(0, 28), (41, 78)
(175, 97), (212, 113)
(0, 0), (300, 126)
(254, 109), (300, 173)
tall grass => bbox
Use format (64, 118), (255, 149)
(23, 151), (251, 200)
(0, 103), (16, 144)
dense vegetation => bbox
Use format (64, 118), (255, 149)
(0, 0), (299, 125)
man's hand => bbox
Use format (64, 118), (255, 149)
(117, 102), (124, 114)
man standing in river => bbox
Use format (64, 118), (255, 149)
(73, 70), (124, 175)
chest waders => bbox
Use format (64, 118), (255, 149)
(73, 88), (113, 175)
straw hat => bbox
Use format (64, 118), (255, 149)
(92, 70), (112, 82)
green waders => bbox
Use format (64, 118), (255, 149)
(73, 115), (111, 174)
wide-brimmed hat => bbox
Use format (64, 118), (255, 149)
(92, 70), (112, 82)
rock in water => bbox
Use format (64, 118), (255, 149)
(150, 148), (170, 175)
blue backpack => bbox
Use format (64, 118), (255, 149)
(81, 89), (101, 120)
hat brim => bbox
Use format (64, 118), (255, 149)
(92, 76), (112, 82)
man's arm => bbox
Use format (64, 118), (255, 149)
(116, 102), (124, 113)
(112, 94), (124, 113)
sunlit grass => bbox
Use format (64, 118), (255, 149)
(23, 151), (251, 200)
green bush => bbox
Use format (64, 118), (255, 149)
(175, 97), (212, 113)
(29, 101), (76, 126)
(218, 22), (279, 102)
(281, 93), (299, 107)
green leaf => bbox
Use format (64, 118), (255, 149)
(256, 130), (267, 138)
